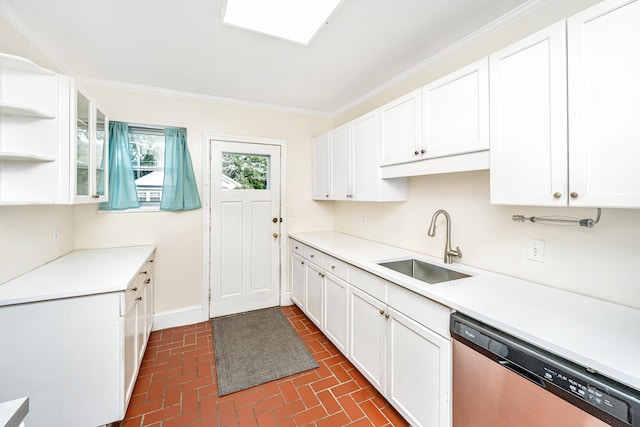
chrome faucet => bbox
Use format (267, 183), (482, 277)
(427, 209), (462, 264)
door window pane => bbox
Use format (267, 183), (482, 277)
(222, 153), (270, 190)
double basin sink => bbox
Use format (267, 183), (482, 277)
(377, 258), (470, 285)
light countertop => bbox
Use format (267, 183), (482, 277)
(0, 245), (156, 307)
(0, 397), (28, 427)
(289, 231), (640, 392)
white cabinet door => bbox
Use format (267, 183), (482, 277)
(422, 58), (489, 160)
(489, 21), (568, 206)
(123, 298), (138, 407)
(290, 252), (306, 309)
(387, 308), (451, 427)
(312, 133), (330, 200)
(568, 0), (640, 208)
(305, 262), (324, 329)
(330, 123), (352, 200)
(380, 89), (422, 166)
(323, 272), (349, 354)
(351, 111), (380, 201)
(348, 285), (386, 392)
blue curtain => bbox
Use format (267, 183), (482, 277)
(160, 128), (201, 211)
(99, 122), (140, 210)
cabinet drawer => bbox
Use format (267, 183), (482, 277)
(349, 267), (386, 302)
(304, 246), (323, 265)
(290, 239), (305, 256)
(387, 283), (451, 338)
(323, 255), (349, 281)
(120, 264), (152, 316)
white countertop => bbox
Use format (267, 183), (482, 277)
(290, 231), (640, 392)
(0, 245), (156, 306)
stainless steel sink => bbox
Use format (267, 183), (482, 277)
(377, 258), (470, 284)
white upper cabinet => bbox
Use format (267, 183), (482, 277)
(379, 89), (422, 166)
(312, 111), (407, 202)
(69, 83), (109, 204)
(329, 122), (352, 200)
(491, 0), (640, 208)
(351, 111), (407, 201)
(567, 0), (640, 208)
(421, 58), (489, 160)
(312, 132), (330, 200)
(489, 21), (568, 206)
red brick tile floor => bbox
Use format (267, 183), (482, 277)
(119, 305), (409, 427)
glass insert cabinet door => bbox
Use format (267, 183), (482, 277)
(76, 91), (91, 198)
(73, 88), (108, 203)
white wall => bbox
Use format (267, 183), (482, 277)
(73, 86), (333, 317)
(334, 172), (640, 309)
(331, 0), (640, 310)
(0, 16), (75, 284)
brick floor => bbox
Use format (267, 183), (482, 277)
(118, 305), (409, 426)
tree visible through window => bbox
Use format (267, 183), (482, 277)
(222, 153), (269, 190)
(129, 127), (165, 206)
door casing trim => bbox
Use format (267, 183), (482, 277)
(202, 133), (288, 321)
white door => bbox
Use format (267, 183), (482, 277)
(210, 141), (281, 317)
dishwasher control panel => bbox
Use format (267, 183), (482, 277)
(542, 365), (629, 423)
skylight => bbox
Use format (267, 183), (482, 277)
(222, 0), (342, 45)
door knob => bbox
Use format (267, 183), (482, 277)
(272, 217), (278, 223)
(273, 233), (279, 238)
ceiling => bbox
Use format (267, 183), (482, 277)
(2, 0), (534, 114)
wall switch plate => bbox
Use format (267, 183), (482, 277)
(52, 226), (59, 241)
(527, 239), (544, 262)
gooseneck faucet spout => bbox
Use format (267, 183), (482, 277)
(427, 209), (462, 264)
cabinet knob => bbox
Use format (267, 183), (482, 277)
(273, 233), (279, 238)
(139, 271), (148, 275)
(325, 194), (329, 198)
(414, 150), (419, 155)
(420, 149), (426, 154)
(144, 278), (151, 284)
(553, 192), (562, 199)
(331, 265), (336, 269)
(379, 309), (385, 315)
(301, 261), (304, 265)
(132, 287), (138, 292)
(310, 254), (314, 258)
(570, 192), (579, 199)
(137, 296), (143, 301)
(385, 313), (390, 319)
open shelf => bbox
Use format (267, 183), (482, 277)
(0, 103), (56, 119)
(0, 52), (55, 75)
(0, 152), (56, 162)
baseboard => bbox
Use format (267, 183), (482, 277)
(152, 305), (204, 331)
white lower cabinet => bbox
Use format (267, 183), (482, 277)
(323, 272), (349, 354)
(305, 261), (324, 329)
(289, 238), (452, 426)
(348, 285), (387, 392)
(0, 246), (155, 427)
(290, 252), (306, 309)
(387, 307), (451, 427)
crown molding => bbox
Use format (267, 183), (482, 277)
(0, 0), (73, 75)
(333, 0), (553, 116)
(81, 77), (332, 118)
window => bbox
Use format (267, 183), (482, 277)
(129, 126), (165, 207)
(222, 153), (270, 190)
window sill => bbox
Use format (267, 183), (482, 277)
(98, 205), (162, 214)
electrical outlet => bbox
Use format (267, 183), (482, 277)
(361, 216), (367, 227)
(52, 226), (59, 241)
(290, 207), (296, 217)
(527, 239), (544, 262)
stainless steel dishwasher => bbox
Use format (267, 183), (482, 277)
(450, 312), (640, 427)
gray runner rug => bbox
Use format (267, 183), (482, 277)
(212, 307), (318, 396)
